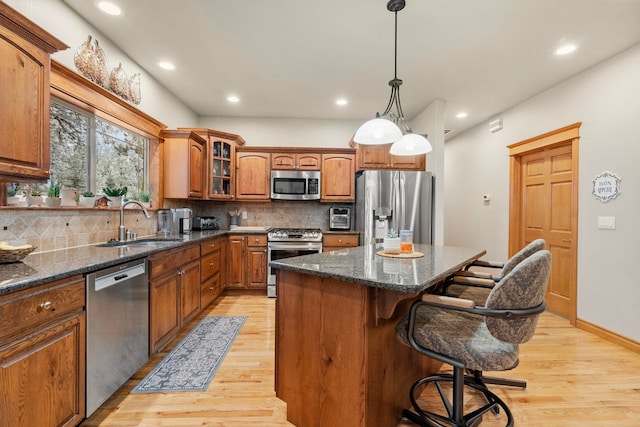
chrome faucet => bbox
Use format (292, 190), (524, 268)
(119, 200), (151, 241)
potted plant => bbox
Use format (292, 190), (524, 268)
(45, 179), (62, 207)
(103, 186), (127, 207)
(26, 189), (43, 207)
(138, 190), (151, 208)
(79, 190), (96, 208)
(6, 183), (24, 206)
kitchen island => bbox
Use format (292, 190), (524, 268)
(270, 243), (486, 427)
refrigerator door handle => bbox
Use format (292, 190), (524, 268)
(398, 172), (406, 231)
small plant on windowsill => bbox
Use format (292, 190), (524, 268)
(103, 186), (127, 207)
(137, 190), (151, 208)
(7, 183), (18, 197)
(6, 183), (24, 206)
(45, 179), (62, 207)
(79, 190), (96, 208)
(26, 189), (43, 207)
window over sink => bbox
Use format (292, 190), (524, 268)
(6, 99), (149, 202)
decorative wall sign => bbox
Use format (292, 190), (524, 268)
(592, 171), (621, 202)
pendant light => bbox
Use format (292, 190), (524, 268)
(353, 0), (432, 155)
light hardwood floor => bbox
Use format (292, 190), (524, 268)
(82, 292), (640, 426)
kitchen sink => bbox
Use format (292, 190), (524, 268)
(96, 237), (183, 248)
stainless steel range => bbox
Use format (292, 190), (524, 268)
(267, 228), (323, 297)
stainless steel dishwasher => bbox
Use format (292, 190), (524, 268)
(86, 258), (149, 416)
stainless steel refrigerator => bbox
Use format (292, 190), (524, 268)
(355, 170), (433, 245)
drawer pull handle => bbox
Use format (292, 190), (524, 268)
(39, 301), (54, 312)
(209, 262), (214, 266)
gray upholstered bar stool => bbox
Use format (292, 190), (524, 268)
(439, 239), (547, 391)
(442, 239), (546, 309)
(396, 250), (551, 427)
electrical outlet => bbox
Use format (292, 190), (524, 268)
(242, 211), (248, 219)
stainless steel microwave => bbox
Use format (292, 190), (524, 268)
(271, 170), (321, 200)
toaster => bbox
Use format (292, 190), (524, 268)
(193, 216), (219, 230)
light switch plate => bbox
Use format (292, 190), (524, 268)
(597, 216), (616, 230)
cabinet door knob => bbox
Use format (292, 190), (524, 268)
(338, 239), (343, 243)
(209, 262), (214, 266)
(38, 301), (54, 311)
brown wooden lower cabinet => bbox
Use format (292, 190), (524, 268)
(149, 244), (201, 354)
(227, 234), (268, 290)
(0, 275), (86, 427)
(323, 233), (359, 252)
(179, 260), (201, 326)
(200, 236), (223, 307)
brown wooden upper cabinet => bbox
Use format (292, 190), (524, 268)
(351, 143), (426, 171)
(272, 152), (321, 170)
(235, 151), (271, 201)
(0, 3), (68, 181)
(180, 128), (246, 200)
(162, 130), (206, 199)
(321, 153), (355, 201)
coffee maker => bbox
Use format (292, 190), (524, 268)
(171, 208), (192, 234)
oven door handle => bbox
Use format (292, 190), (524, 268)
(268, 243), (322, 251)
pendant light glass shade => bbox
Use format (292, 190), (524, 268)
(353, 117), (403, 145)
(353, 0), (428, 155)
(389, 133), (432, 156)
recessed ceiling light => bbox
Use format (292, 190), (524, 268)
(227, 95), (240, 103)
(456, 112), (468, 119)
(95, 1), (122, 16)
(555, 43), (578, 56)
(336, 98), (348, 106)
(158, 61), (175, 70)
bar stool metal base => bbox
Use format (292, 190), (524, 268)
(403, 368), (514, 427)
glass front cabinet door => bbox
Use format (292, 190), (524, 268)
(209, 139), (234, 199)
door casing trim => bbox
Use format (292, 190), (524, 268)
(507, 122), (581, 325)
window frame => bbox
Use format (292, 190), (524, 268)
(49, 60), (166, 208)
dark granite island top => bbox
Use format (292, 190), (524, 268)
(269, 243), (486, 293)
(272, 243), (485, 427)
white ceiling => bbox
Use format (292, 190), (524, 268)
(62, 0), (640, 136)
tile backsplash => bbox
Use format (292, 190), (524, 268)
(0, 200), (353, 253)
(0, 209), (157, 253)
(164, 200), (353, 230)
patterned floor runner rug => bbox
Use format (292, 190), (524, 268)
(132, 316), (247, 393)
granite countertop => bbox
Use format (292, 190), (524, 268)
(0, 230), (229, 296)
(269, 244), (486, 293)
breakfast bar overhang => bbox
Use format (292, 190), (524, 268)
(271, 244), (486, 427)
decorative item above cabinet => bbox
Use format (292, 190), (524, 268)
(0, 3), (68, 181)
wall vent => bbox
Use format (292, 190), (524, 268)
(489, 118), (503, 133)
